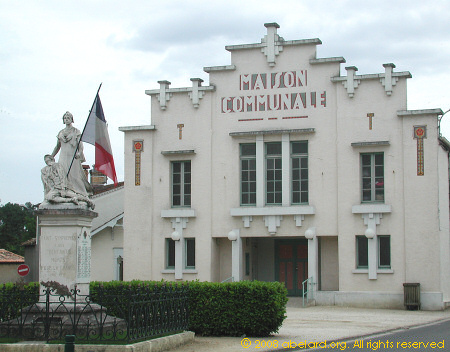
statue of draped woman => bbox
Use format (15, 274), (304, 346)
(51, 111), (93, 197)
(41, 154), (95, 209)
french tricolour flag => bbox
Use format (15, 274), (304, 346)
(81, 93), (118, 186)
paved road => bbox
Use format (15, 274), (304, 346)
(305, 319), (449, 351)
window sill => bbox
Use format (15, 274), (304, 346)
(231, 205), (315, 217)
(352, 204), (391, 214)
(352, 269), (394, 274)
(161, 269), (198, 274)
(161, 209), (196, 218)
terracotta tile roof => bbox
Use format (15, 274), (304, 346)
(92, 181), (124, 195)
(0, 249), (25, 263)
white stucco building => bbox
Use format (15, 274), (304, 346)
(120, 23), (450, 310)
(90, 183), (124, 282)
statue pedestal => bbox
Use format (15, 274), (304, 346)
(8, 207), (127, 341)
(36, 207), (98, 299)
(1, 206), (127, 341)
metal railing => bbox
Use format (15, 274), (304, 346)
(302, 277), (315, 307)
(221, 277), (234, 283)
(0, 283), (188, 343)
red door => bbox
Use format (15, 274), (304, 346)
(275, 240), (308, 296)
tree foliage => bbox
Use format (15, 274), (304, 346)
(0, 202), (37, 255)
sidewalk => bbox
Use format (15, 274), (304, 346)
(166, 305), (450, 352)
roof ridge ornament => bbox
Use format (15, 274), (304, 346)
(261, 22), (283, 67)
(343, 66), (360, 98)
(157, 80), (172, 110)
(188, 78), (204, 108)
(380, 63), (398, 96)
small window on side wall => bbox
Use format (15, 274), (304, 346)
(356, 235), (368, 269)
(166, 239), (175, 269)
(378, 235), (391, 268)
(185, 238), (195, 269)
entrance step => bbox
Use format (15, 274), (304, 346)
(287, 297), (316, 308)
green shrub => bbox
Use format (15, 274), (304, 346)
(92, 280), (287, 337)
(0, 282), (39, 321)
(188, 281), (287, 336)
(90, 280), (188, 322)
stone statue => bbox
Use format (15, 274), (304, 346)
(41, 154), (95, 209)
(51, 111), (93, 197)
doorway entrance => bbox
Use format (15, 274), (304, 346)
(275, 239), (308, 296)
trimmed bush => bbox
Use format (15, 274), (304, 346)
(0, 282), (39, 321)
(188, 281), (287, 336)
(91, 280), (287, 336)
(90, 280), (187, 321)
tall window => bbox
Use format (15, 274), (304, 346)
(240, 144), (256, 205)
(356, 235), (368, 269)
(172, 161), (191, 207)
(291, 141), (308, 204)
(185, 238), (195, 269)
(378, 235), (391, 268)
(166, 239), (175, 269)
(361, 153), (384, 202)
(266, 142), (282, 205)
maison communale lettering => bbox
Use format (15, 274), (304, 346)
(221, 70), (326, 113)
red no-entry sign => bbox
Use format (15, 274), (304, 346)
(17, 264), (30, 277)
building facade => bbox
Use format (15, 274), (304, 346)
(120, 23), (450, 310)
(90, 183), (124, 282)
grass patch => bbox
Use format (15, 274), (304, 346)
(0, 337), (23, 344)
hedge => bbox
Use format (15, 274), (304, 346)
(0, 282), (39, 321)
(89, 280), (186, 321)
(187, 280), (288, 336)
(90, 280), (288, 337)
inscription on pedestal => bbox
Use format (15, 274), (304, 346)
(40, 233), (77, 282)
(77, 229), (91, 282)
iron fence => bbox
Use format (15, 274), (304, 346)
(0, 283), (189, 343)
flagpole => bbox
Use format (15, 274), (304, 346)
(66, 83), (102, 178)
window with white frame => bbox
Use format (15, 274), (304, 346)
(291, 141), (308, 204)
(361, 153), (384, 202)
(240, 144), (256, 205)
(266, 142), (282, 205)
(172, 161), (191, 207)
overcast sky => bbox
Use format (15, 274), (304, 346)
(1, 0), (449, 205)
